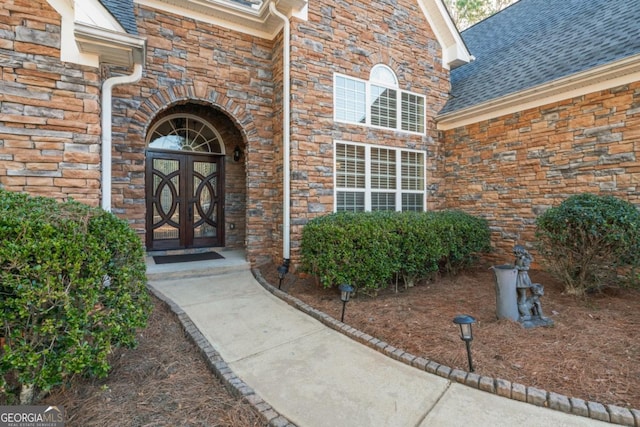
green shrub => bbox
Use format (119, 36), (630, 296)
(300, 210), (490, 295)
(535, 193), (640, 295)
(300, 212), (400, 295)
(389, 212), (445, 287)
(0, 190), (150, 403)
(431, 210), (492, 273)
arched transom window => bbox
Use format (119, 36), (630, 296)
(147, 113), (224, 153)
(370, 64), (398, 87)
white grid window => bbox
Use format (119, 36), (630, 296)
(334, 67), (426, 135)
(401, 92), (425, 133)
(337, 192), (365, 212)
(402, 193), (424, 211)
(335, 75), (366, 124)
(371, 147), (396, 190)
(370, 85), (397, 129)
(335, 142), (426, 212)
(402, 151), (425, 191)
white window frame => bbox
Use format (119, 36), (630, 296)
(334, 141), (427, 212)
(333, 71), (426, 135)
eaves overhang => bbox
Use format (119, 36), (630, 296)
(418, 0), (472, 70)
(135, 0), (308, 39)
(75, 22), (147, 67)
(436, 54), (640, 131)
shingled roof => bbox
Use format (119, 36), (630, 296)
(98, 0), (138, 35)
(440, 0), (640, 115)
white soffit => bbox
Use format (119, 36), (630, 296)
(74, 23), (146, 66)
(73, 0), (146, 67)
(436, 54), (640, 130)
(418, 0), (471, 70)
(135, 0), (308, 39)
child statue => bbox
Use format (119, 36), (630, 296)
(512, 245), (553, 327)
(513, 244), (533, 316)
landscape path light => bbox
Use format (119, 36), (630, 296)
(277, 265), (288, 290)
(453, 314), (476, 372)
(338, 283), (354, 322)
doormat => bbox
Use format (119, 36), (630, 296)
(153, 252), (225, 264)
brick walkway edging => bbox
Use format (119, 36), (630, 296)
(251, 269), (640, 427)
(147, 285), (298, 427)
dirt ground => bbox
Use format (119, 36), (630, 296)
(265, 262), (640, 411)
(41, 297), (264, 427)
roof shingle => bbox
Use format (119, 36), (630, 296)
(440, 0), (640, 115)
(98, 0), (138, 35)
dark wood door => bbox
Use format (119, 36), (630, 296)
(146, 150), (224, 250)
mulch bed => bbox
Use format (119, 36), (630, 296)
(40, 297), (264, 427)
(260, 262), (640, 410)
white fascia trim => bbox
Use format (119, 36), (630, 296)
(135, 0), (306, 40)
(75, 22), (147, 67)
(436, 54), (640, 131)
(417, 0), (471, 70)
(136, 0), (271, 39)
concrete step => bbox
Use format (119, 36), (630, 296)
(145, 249), (250, 281)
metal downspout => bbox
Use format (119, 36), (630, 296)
(101, 63), (143, 211)
(269, 2), (291, 262)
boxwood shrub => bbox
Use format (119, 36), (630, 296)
(0, 190), (151, 403)
(300, 210), (490, 295)
(535, 193), (640, 295)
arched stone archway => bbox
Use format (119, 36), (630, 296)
(113, 85), (255, 253)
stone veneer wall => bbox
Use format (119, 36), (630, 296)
(0, 0), (102, 206)
(109, 5), (280, 264)
(285, 0), (451, 266)
(441, 81), (640, 263)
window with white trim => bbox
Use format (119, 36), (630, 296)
(334, 65), (426, 134)
(335, 142), (426, 212)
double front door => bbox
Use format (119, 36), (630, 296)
(146, 150), (224, 250)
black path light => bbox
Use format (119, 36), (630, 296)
(338, 283), (354, 322)
(277, 265), (287, 290)
(453, 314), (477, 372)
(276, 259), (290, 290)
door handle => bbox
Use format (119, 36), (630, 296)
(188, 204), (193, 220)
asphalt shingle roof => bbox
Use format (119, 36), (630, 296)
(98, 0), (138, 35)
(440, 0), (640, 115)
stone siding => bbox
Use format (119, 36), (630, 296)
(286, 0), (450, 265)
(0, 0), (102, 206)
(109, 5), (278, 264)
(442, 82), (640, 262)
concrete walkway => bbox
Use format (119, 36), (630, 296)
(146, 251), (615, 427)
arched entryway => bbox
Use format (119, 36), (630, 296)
(145, 113), (225, 250)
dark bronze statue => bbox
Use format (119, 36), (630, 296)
(512, 245), (554, 328)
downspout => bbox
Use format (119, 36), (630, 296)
(269, 2), (291, 264)
(101, 63), (143, 211)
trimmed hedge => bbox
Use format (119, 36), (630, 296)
(300, 210), (491, 295)
(0, 190), (151, 403)
(535, 193), (640, 295)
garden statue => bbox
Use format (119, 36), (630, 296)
(512, 245), (554, 328)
